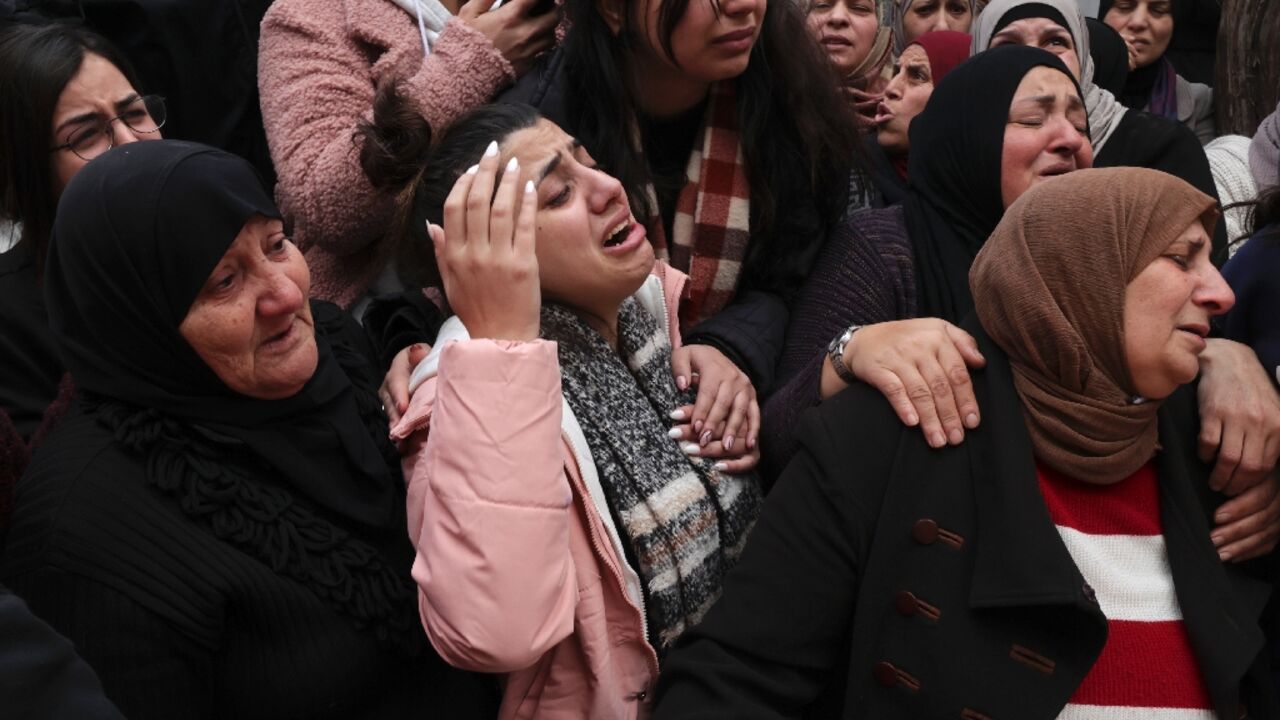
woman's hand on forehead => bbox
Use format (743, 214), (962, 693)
(433, 141), (542, 342)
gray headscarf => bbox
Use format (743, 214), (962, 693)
(1250, 102), (1280, 191)
(971, 0), (1127, 153)
(892, 0), (978, 54)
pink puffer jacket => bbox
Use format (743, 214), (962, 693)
(259, 0), (514, 308)
(391, 264), (687, 719)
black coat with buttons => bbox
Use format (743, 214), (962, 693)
(653, 321), (1277, 720)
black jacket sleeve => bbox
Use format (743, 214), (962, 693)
(7, 567), (215, 720)
(0, 583), (124, 720)
(683, 290), (790, 396)
(653, 389), (898, 717)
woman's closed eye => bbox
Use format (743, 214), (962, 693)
(545, 184), (571, 208)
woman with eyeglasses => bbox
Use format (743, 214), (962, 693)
(0, 22), (165, 513)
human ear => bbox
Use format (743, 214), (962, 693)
(596, 0), (625, 35)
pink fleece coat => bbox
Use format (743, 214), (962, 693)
(390, 265), (687, 719)
(259, 0), (514, 308)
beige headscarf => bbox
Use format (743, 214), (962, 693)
(970, 167), (1218, 483)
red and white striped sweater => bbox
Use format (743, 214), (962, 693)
(1037, 462), (1214, 720)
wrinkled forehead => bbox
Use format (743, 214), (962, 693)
(1008, 65), (1088, 119)
(993, 16), (1073, 44)
(500, 118), (576, 167)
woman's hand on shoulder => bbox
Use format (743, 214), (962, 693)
(1196, 338), (1280, 495)
(832, 318), (986, 449)
(671, 345), (760, 460)
(433, 142), (541, 342)
(457, 0), (557, 77)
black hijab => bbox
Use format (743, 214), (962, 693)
(1098, 0), (1186, 111)
(904, 45), (1083, 321)
(1086, 17), (1130, 98)
(45, 140), (399, 535)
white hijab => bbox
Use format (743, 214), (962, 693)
(971, 0), (1126, 152)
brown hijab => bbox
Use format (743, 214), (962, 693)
(970, 167), (1218, 483)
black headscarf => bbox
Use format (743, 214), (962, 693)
(45, 140), (422, 654)
(1098, 0), (1186, 111)
(904, 45), (1084, 321)
(1086, 17), (1131, 97)
(45, 140), (399, 535)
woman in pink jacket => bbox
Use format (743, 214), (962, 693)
(362, 101), (765, 719)
(258, 0), (557, 311)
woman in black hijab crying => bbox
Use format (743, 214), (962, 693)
(974, 0), (1225, 263)
(0, 140), (496, 720)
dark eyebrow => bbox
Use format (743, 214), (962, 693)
(1012, 94), (1058, 110)
(54, 93), (143, 136)
(115, 92), (141, 112)
(990, 27), (1024, 42)
(536, 139), (584, 187)
(55, 111), (100, 135)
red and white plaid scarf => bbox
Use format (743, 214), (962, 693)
(645, 82), (751, 330)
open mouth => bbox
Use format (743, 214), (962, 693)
(822, 36), (854, 47)
(604, 218), (633, 248)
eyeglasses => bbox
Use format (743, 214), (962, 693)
(49, 95), (167, 162)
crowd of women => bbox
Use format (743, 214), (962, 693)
(1, 0), (1279, 717)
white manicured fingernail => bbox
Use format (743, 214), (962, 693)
(669, 409), (687, 420)
(525, 180), (535, 194)
(681, 443), (701, 456)
(465, 165), (478, 175)
(714, 462), (729, 472)
(668, 428), (683, 440)
(484, 140), (499, 157)
(506, 157), (519, 173)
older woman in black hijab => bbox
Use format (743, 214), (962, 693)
(0, 141), (495, 719)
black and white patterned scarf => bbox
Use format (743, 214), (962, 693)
(540, 297), (762, 650)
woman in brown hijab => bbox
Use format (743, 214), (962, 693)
(651, 167), (1276, 719)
